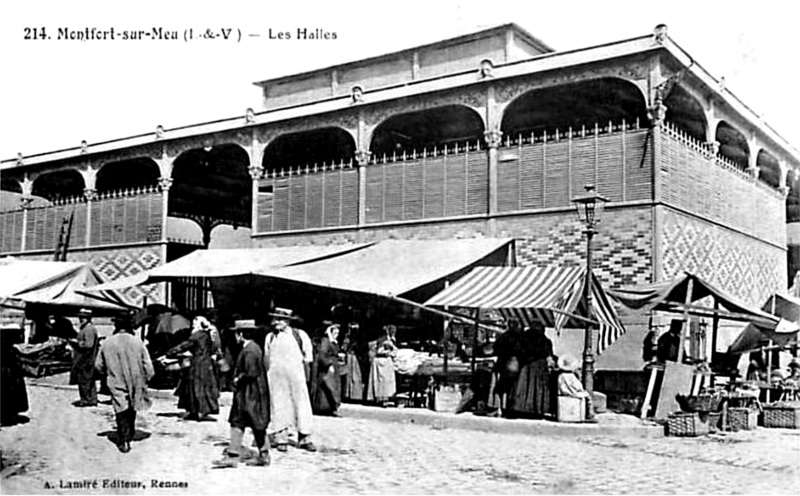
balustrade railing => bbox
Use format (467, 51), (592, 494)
(0, 185), (164, 254)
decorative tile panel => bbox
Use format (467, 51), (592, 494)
(660, 207), (786, 307)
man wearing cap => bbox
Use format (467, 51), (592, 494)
(214, 319), (271, 467)
(264, 308), (316, 452)
(95, 313), (154, 453)
(69, 308), (99, 407)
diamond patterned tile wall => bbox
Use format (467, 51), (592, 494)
(660, 207), (786, 307)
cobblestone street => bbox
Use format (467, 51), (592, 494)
(2, 383), (799, 495)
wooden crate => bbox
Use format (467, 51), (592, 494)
(762, 404), (800, 429)
(557, 396), (586, 423)
(728, 407), (758, 431)
(666, 412), (709, 437)
(430, 385), (462, 413)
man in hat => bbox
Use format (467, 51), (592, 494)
(214, 319), (271, 467)
(264, 308), (316, 452)
(95, 313), (154, 453)
(69, 308), (99, 407)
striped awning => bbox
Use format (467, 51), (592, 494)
(425, 265), (625, 354)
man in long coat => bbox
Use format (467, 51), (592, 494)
(265, 308), (316, 452)
(95, 313), (154, 453)
(214, 320), (271, 467)
(70, 308), (99, 407)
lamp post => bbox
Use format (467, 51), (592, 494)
(571, 184), (609, 418)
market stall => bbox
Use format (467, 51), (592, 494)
(0, 258), (130, 377)
(608, 272), (797, 432)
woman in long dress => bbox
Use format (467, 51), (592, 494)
(162, 315), (220, 420)
(341, 323), (364, 402)
(508, 323), (554, 419)
(366, 325), (398, 407)
(310, 324), (342, 415)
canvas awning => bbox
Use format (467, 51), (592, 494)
(424, 265), (625, 354)
(727, 293), (800, 354)
(608, 272), (778, 325)
(0, 259), (129, 313)
(84, 243), (372, 292)
(254, 238), (514, 298)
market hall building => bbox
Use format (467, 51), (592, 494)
(1, 24), (798, 333)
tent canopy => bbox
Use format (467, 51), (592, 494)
(0, 259), (129, 313)
(608, 272), (778, 325)
(254, 238), (513, 298)
(424, 265), (625, 354)
(85, 243), (372, 292)
(727, 293), (800, 354)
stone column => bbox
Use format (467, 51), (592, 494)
(355, 149), (371, 226)
(248, 134), (265, 234)
(81, 165), (98, 246)
(20, 175), (33, 252)
(778, 161), (790, 196)
(484, 128), (502, 216)
(747, 137), (760, 180)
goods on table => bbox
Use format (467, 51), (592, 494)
(762, 402), (800, 429)
(14, 337), (72, 377)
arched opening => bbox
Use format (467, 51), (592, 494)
(370, 105), (484, 157)
(715, 121), (749, 170)
(262, 127), (355, 172)
(96, 157), (160, 193)
(664, 85), (706, 143)
(788, 174), (800, 223)
(32, 169), (84, 201)
(756, 150), (780, 189)
(501, 78), (648, 137)
(170, 143), (252, 233)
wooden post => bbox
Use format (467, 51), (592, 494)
(767, 339), (774, 403)
(471, 308), (480, 376)
(443, 280), (450, 386)
(711, 300), (719, 387)
(677, 277), (694, 363)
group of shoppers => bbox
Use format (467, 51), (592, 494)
(489, 318), (589, 420)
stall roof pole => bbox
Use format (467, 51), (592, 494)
(711, 300), (719, 387)
(471, 308), (479, 376)
(443, 280), (450, 386)
(677, 278), (694, 363)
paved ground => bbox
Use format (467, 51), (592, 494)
(1, 381), (799, 495)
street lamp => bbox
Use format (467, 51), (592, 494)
(571, 184), (609, 418)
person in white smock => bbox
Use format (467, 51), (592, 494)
(264, 308), (316, 452)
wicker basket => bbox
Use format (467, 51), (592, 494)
(762, 404), (800, 429)
(728, 407), (758, 431)
(699, 411), (722, 433)
(666, 412), (709, 437)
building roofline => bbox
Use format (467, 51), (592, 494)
(251, 23), (554, 89)
(3, 27), (799, 171)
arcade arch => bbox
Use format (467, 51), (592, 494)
(262, 127), (355, 172)
(501, 78), (648, 137)
(715, 121), (749, 170)
(32, 169), (84, 201)
(664, 85), (706, 143)
(369, 105), (484, 157)
(96, 157), (160, 194)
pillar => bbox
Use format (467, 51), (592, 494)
(20, 174), (33, 252)
(81, 165), (98, 246)
(355, 149), (371, 226)
(778, 161), (790, 196)
(248, 134), (265, 234)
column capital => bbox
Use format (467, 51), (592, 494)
(83, 188), (98, 201)
(20, 196), (34, 209)
(748, 165), (761, 180)
(355, 149), (372, 166)
(248, 164), (264, 180)
(647, 103), (667, 127)
(705, 140), (720, 158)
(158, 177), (173, 191)
(483, 129), (503, 148)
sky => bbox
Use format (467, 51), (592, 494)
(1, 0), (798, 164)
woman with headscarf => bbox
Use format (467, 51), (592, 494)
(366, 324), (398, 407)
(508, 322), (555, 419)
(159, 314), (220, 420)
(310, 323), (342, 416)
